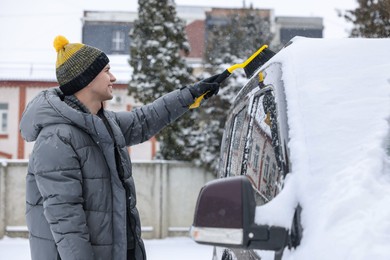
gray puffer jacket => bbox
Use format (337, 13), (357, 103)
(20, 87), (194, 260)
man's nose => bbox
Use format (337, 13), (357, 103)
(110, 73), (117, 83)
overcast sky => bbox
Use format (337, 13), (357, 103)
(0, 0), (357, 64)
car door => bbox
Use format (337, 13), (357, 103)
(216, 63), (291, 259)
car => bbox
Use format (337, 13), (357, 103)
(190, 37), (390, 260)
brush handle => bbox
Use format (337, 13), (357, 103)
(189, 93), (208, 109)
(215, 69), (231, 83)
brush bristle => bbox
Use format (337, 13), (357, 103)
(244, 48), (275, 78)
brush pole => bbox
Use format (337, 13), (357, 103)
(215, 69), (231, 84)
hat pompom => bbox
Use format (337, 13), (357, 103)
(53, 35), (69, 52)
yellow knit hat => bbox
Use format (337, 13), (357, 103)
(53, 35), (109, 95)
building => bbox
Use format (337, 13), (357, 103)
(0, 79), (158, 160)
(274, 16), (324, 46)
(205, 7), (273, 27)
(0, 42), (156, 160)
(81, 9), (208, 68)
(82, 11), (137, 55)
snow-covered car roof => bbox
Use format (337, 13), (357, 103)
(255, 37), (390, 259)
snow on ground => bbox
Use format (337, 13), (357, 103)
(0, 236), (213, 260)
(255, 37), (390, 259)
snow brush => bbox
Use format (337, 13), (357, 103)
(190, 45), (275, 109)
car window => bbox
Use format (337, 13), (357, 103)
(225, 107), (246, 177)
(244, 89), (283, 201)
(220, 64), (288, 203)
(222, 76), (262, 178)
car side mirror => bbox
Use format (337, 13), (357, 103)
(190, 176), (289, 252)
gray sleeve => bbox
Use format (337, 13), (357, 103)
(115, 87), (194, 146)
(32, 129), (94, 260)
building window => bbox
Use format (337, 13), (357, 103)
(0, 103), (8, 134)
(264, 155), (270, 180)
(253, 145), (260, 170)
(111, 30), (125, 52)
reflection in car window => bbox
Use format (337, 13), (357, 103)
(221, 75), (286, 201)
(244, 89), (283, 201)
(264, 155), (270, 180)
(225, 108), (246, 177)
(253, 145), (260, 170)
(263, 91), (283, 172)
(241, 96), (260, 177)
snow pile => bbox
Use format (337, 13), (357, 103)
(255, 37), (390, 259)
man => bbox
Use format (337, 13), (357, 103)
(20, 35), (220, 260)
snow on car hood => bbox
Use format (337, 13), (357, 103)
(255, 37), (390, 260)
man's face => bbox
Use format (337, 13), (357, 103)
(87, 64), (116, 102)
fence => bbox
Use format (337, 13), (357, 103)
(0, 160), (215, 239)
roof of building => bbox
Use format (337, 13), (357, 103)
(0, 55), (132, 84)
(276, 16), (324, 28)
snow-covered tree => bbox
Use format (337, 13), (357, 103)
(342, 0), (390, 37)
(129, 0), (196, 160)
(181, 9), (273, 172)
(187, 9), (274, 173)
(205, 10), (274, 65)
